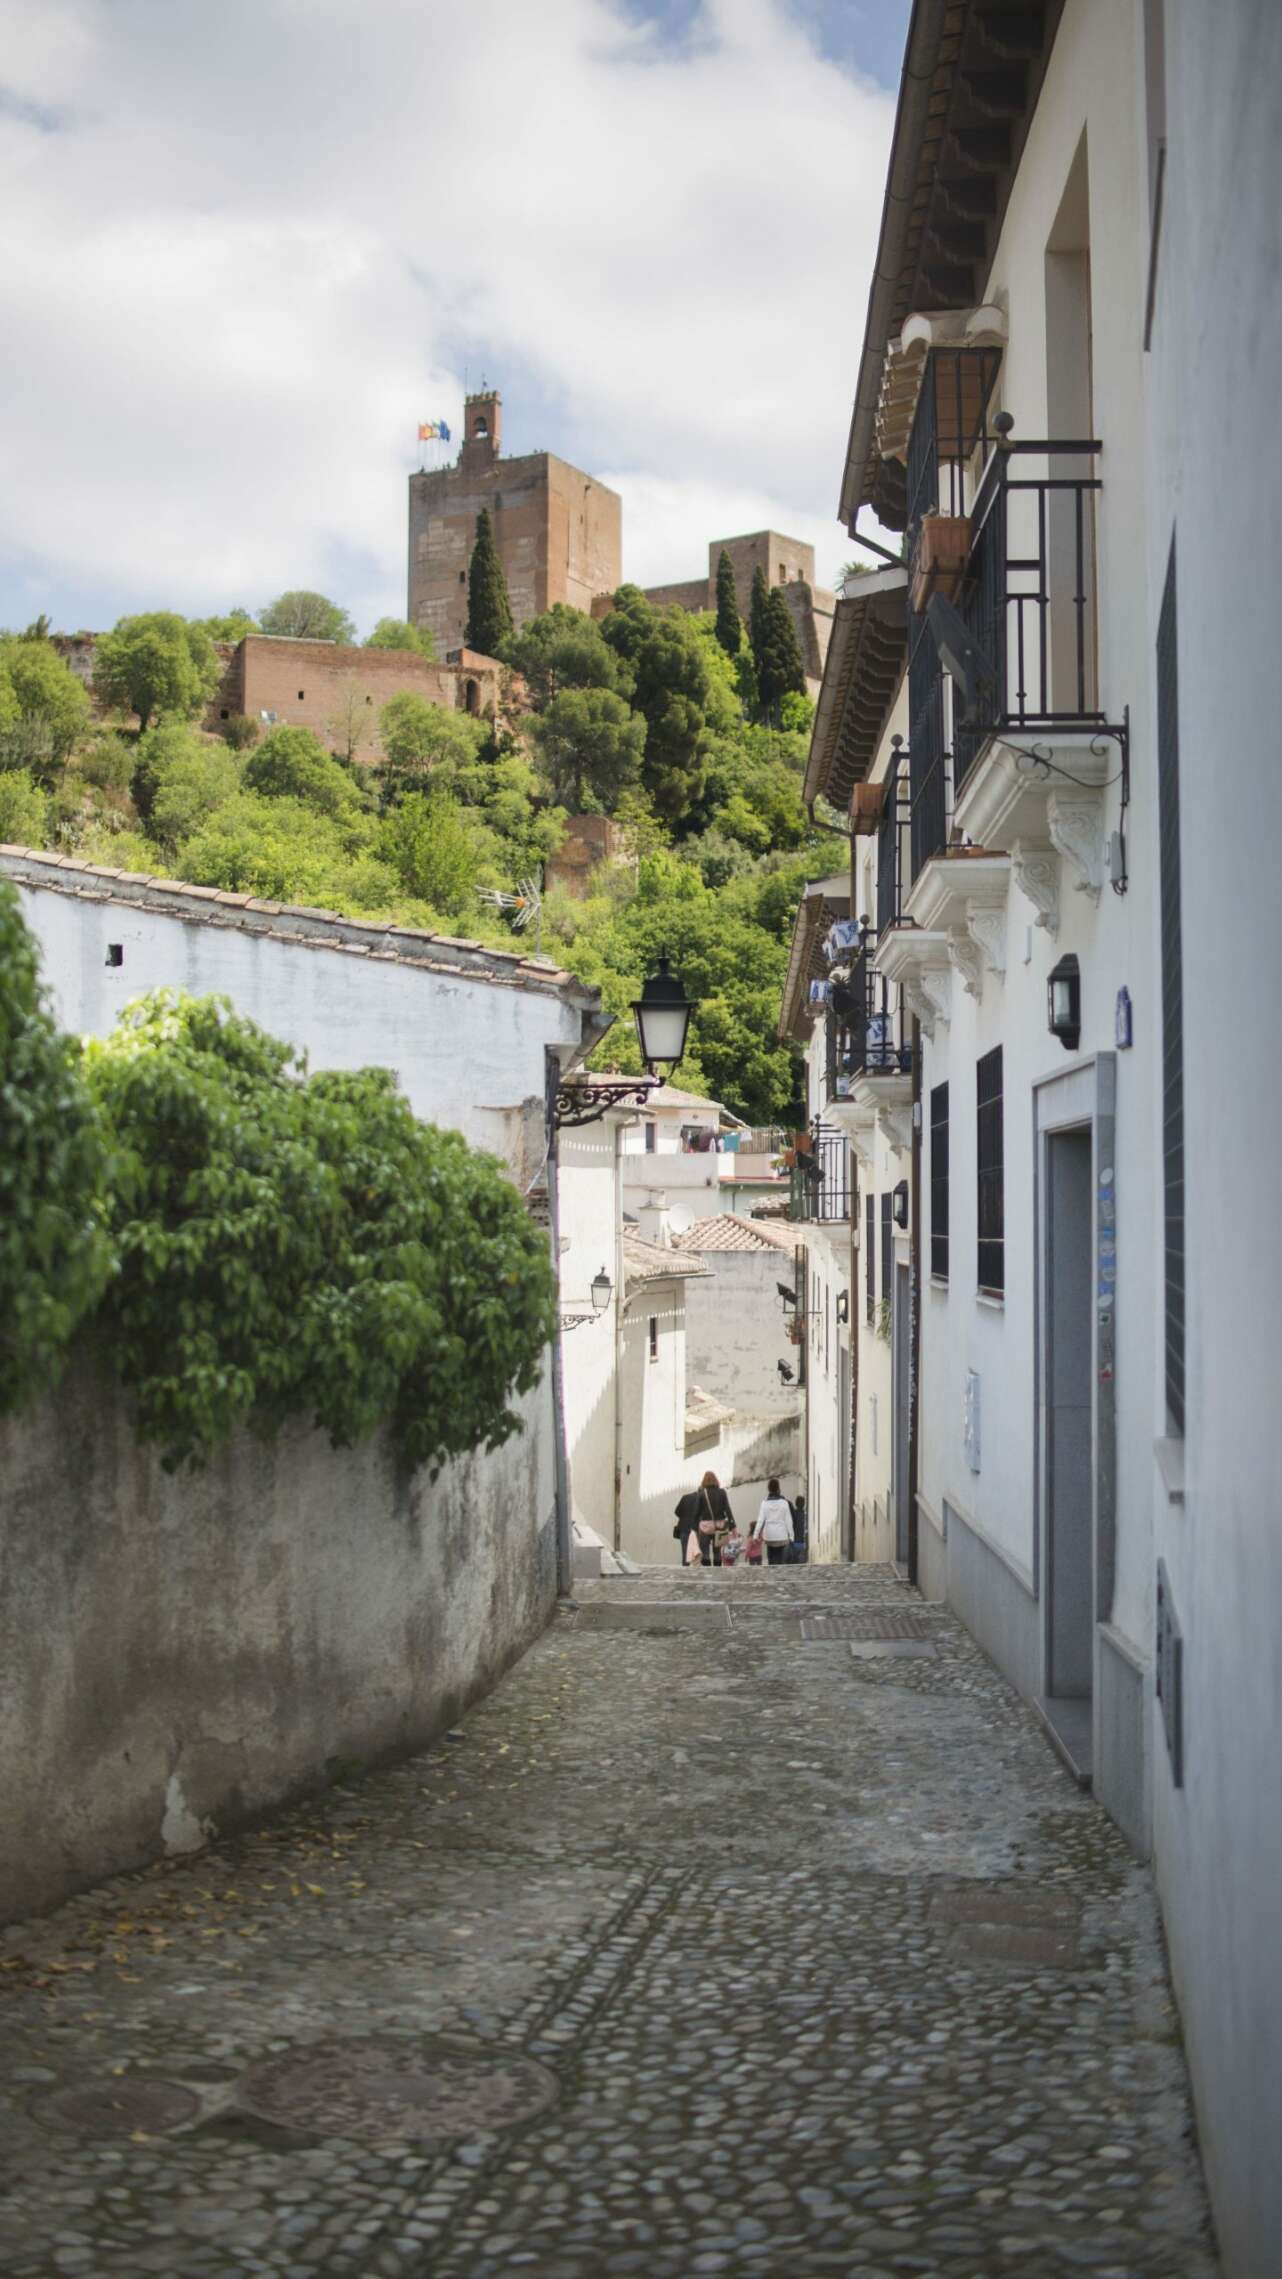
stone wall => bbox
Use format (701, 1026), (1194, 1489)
(408, 440), (622, 654)
(0, 1359), (558, 1922)
(214, 637), (502, 762)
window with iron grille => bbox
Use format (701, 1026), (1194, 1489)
(976, 1047), (1004, 1294)
(1156, 540), (1184, 1434)
(880, 1193), (893, 1305)
(865, 1193), (875, 1324)
(930, 1082), (950, 1281)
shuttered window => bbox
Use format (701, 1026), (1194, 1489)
(865, 1193), (875, 1324)
(880, 1192), (893, 1306)
(930, 1081), (950, 1281)
(1156, 540), (1184, 1434)
(977, 1046), (1004, 1294)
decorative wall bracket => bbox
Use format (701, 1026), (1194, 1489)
(965, 898), (1007, 981)
(554, 1077), (658, 1129)
(947, 930), (986, 999)
(1011, 842), (1060, 937)
(919, 962), (954, 1028)
(901, 978), (937, 1039)
(1047, 790), (1105, 902)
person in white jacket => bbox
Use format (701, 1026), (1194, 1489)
(752, 1479), (795, 1568)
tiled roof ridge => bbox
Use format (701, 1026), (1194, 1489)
(681, 1212), (800, 1254)
(0, 845), (597, 1004)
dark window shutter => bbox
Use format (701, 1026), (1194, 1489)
(930, 1081), (950, 1281)
(865, 1193), (875, 1323)
(1156, 540), (1184, 1434)
(880, 1192), (893, 1305)
(977, 1046), (1004, 1293)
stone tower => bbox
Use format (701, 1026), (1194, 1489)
(408, 389), (622, 655)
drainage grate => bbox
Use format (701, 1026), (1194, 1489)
(34, 2078), (200, 2137)
(236, 2039), (558, 2144)
(799, 1610), (937, 1642)
(572, 1602), (730, 1634)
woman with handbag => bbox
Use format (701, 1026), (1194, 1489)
(691, 1470), (735, 1565)
(751, 1479), (796, 1567)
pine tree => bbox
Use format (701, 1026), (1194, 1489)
(465, 509), (513, 656)
(748, 563), (771, 689)
(714, 549), (741, 657)
(757, 586), (808, 721)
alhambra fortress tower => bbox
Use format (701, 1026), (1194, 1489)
(407, 390), (623, 654)
(407, 386), (832, 690)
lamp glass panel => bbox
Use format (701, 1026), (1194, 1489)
(1050, 977), (1074, 1027)
(636, 1002), (690, 1067)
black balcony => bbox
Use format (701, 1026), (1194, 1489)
(825, 945), (913, 1101)
(788, 1127), (852, 1225)
(876, 747), (913, 933)
(952, 430), (1104, 793)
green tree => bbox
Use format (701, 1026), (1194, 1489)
(377, 693), (488, 798)
(365, 617), (436, 658)
(0, 637), (92, 776)
(140, 724), (242, 851)
(748, 564), (771, 692)
(81, 992), (555, 1471)
(91, 612), (219, 735)
(196, 608), (258, 642)
(756, 587), (808, 721)
(176, 792), (386, 908)
(531, 686), (645, 812)
(600, 586), (711, 828)
(465, 510), (514, 656)
(244, 725), (365, 820)
(0, 768), (49, 847)
(0, 881), (114, 1413)
(381, 790), (483, 916)
(503, 603), (631, 707)
(714, 549), (742, 658)
(257, 590), (356, 644)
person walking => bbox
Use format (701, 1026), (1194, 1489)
(691, 1471), (735, 1565)
(789, 1490), (808, 1564)
(752, 1479), (796, 1567)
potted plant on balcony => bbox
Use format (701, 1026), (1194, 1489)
(910, 513), (972, 613)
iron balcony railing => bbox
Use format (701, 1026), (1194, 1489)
(825, 945), (913, 1100)
(787, 1125), (852, 1225)
(953, 431), (1103, 794)
(904, 342), (1003, 537)
(876, 749), (913, 934)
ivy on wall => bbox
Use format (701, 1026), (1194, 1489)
(1, 886), (556, 1472)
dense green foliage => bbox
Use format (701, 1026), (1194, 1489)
(465, 510), (514, 656)
(758, 586), (808, 719)
(196, 609), (258, 642)
(0, 881), (114, 1413)
(11, 580), (836, 1125)
(92, 612), (220, 734)
(0, 636), (92, 776)
(365, 617), (436, 658)
(82, 992), (556, 1471)
(714, 549), (741, 658)
(257, 590), (356, 644)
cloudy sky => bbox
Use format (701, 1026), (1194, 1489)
(0, 0), (908, 638)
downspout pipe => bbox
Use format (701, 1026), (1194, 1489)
(907, 1017), (923, 1587)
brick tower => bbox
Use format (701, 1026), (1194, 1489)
(408, 389), (622, 654)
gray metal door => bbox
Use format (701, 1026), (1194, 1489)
(892, 1262), (911, 1566)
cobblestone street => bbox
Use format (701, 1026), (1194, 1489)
(0, 1564), (1218, 2278)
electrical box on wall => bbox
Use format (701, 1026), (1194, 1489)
(964, 1370), (981, 1473)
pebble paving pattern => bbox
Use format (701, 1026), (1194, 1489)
(0, 1563), (1219, 2276)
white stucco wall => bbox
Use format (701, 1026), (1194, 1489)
(556, 1118), (629, 1548)
(684, 1250), (804, 1420)
(622, 1151), (723, 1237)
(6, 860), (592, 1163)
(1141, 6), (1282, 2272)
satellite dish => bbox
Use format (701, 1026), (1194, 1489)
(924, 594), (997, 721)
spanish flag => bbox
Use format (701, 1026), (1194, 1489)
(418, 419), (451, 442)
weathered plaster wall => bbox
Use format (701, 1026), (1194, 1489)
(0, 1362), (556, 1923)
(684, 1251), (803, 1422)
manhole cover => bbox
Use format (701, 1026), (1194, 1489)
(848, 1638), (938, 1660)
(236, 2039), (559, 2144)
(34, 2078), (200, 2137)
(800, 1610), (937, 1641)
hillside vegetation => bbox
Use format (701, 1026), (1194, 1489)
(0, 587), (842, 1123)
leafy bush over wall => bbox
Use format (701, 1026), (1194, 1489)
(82, 991), (556, 1471)
(0, 881), (114, 1413)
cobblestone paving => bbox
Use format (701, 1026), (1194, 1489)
(0, 1564), (1219, 2277)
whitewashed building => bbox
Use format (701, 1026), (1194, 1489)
(795, 3), (1282, 2269)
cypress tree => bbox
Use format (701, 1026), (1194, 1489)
(748, 563), (771, 689)
(465, 509), (513, 656)
(714, 549), (742, 657)
(758, 586), (808, 720)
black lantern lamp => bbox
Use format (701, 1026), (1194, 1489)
(892, 1180), (910, 1229)
(554, 956), (697, 1128)
(631, 955), (694, 1075)
(1048, 953), (1081, 1052)
(590, 1267), (613, 1314)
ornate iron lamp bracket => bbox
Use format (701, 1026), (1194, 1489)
(553, 1077), (660, 1130)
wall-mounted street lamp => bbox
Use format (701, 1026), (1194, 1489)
(1048, 953), (1082, 1052)
(554, 956), (696, 1129)
(561, 1267), (614, 1334)
(892, 1180), (910, 1229)
(835, 1288), (850, 1324)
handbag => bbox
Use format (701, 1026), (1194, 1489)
(696, 1489), (718, 1537)
(685, 1530), (703, 1566)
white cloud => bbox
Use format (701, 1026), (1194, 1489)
(0, 0), (893, 630)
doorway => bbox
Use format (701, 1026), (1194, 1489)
(892, 1261), (912, 1567)
(1043, 1125), (1094, 1761)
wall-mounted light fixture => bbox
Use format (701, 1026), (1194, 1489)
(835, 1288), (850, 1324)
(1048, 953), (1081, 1052)
(892, 1180), (910, 1229)
(554, 957), (696, 1128)
(590, 1268), (613, 1313)
(776, 1280), (798, 1316)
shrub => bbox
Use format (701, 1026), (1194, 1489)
(83, 993), (555, 1470)
(221, 712), (261, 751)
(0, 882), (114, 1412)
(0, 638), (92, 778)
(0, 769), (50, 848)
(244, 725), (364, 820)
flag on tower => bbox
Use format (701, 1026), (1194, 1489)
(417, 420), (451, 442)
